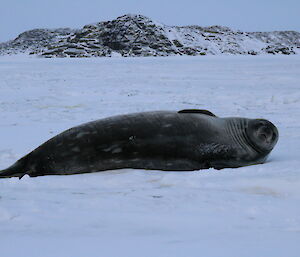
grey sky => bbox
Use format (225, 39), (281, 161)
(1, 0), (299, 42)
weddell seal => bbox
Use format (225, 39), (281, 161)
(0, 109), (278, 178)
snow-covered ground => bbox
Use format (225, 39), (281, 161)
(0, 55), (299, 257)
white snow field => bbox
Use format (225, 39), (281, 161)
(0, 55), (299, 257)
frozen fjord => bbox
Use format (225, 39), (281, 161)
(0, 55), (299, 257)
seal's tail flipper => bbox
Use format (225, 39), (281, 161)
(0, 158), (28, 179)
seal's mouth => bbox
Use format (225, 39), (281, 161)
(247, 119), (279, 153)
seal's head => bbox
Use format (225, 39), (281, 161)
(247, 119), (278, 154)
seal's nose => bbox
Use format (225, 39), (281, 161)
(258, 123), (275, 143)
(247, 119), (279, 153)
(256, 120), (278, 144)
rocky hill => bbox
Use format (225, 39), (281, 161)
(1, 14), (299, 57)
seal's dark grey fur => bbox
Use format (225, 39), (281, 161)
(0, 110), (278, 178)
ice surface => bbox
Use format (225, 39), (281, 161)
(0, 55), (299, 257)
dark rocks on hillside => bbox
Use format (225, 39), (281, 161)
(0, 28), (75, 55)
(64, 14), (178, 57)
(263, 45), (295, 55)
(1, 14), (299, 57)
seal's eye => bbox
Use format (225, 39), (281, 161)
(247, 119), (279, 153)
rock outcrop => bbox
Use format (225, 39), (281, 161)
(1, 14), (299, 57)
(0, 28), (76, 55)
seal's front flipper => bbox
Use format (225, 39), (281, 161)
(178, 109), (217, 117)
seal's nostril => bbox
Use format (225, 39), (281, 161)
(260, 133), (267, 140)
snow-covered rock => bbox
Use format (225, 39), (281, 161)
(0, 28), (76, 56)
(1, 14), (299, 57)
